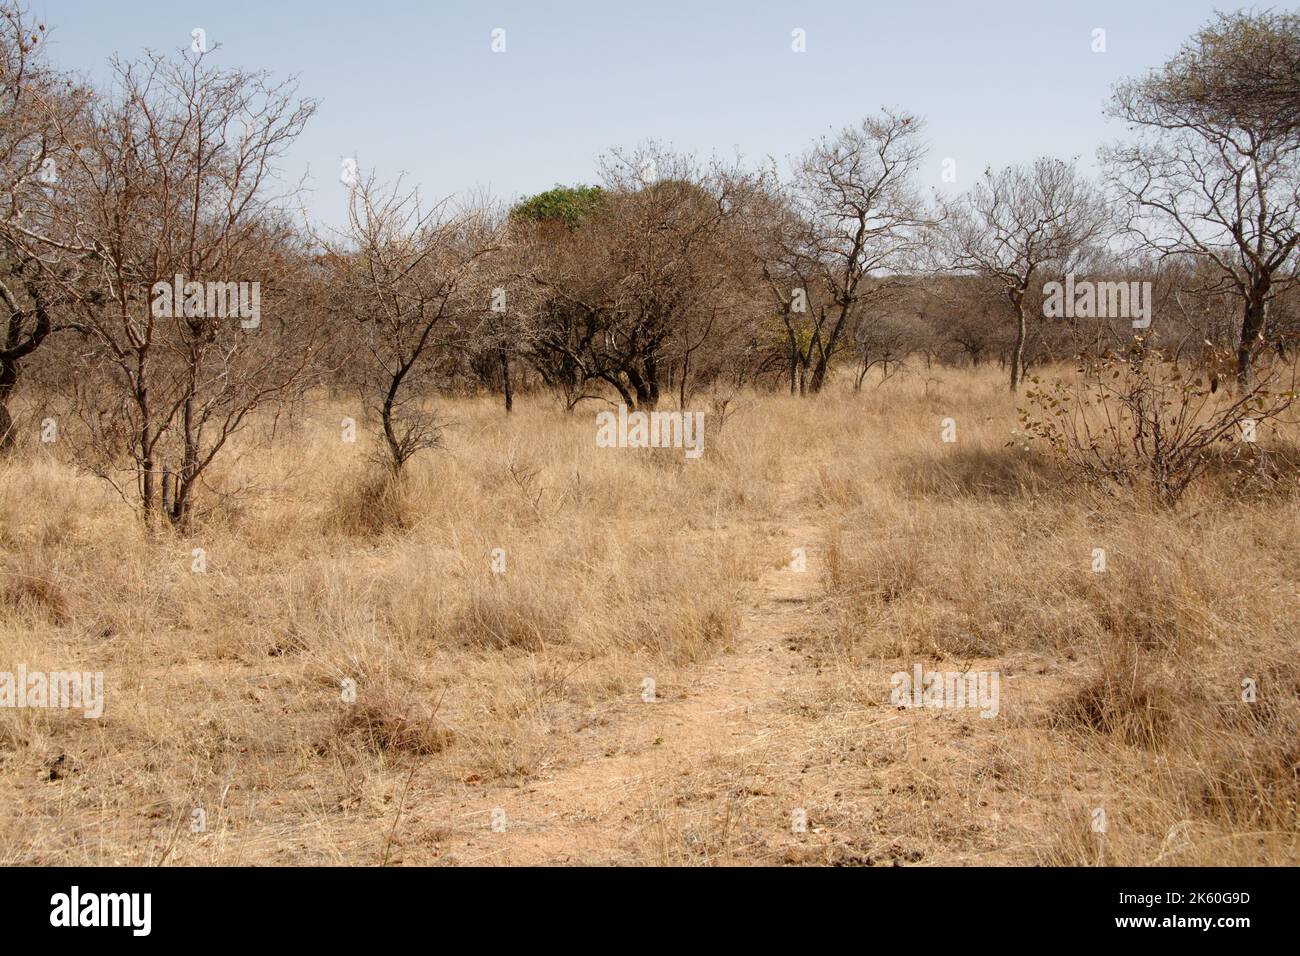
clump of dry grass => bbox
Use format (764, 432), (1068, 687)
(330, 686), (455, 756)
(451, 576), (569, 651)
(324, 467), (418, 536)
(0, 569), (71, 625)
(1051, 639), (1178, 748)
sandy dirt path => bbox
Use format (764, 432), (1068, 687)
(407, 508), (828, 865)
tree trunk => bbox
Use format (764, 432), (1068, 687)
(809, 304), (850, 393)
(788, 329), (798, 395)
(498, 347), (513, 413)
(171, 390), (198, 532)
(643, 355), (661, 408)
(0, 280), (52, 452)
(0, 357), (15, 450)
(1009, 295), (1028, 393)
(809, 336), (836, 392)
(1236, 286), (1269, 391)
(809, 358), (827, 393)
(382, 379), (404, 475)
(627, 363), (659, 409)
(600, 373), (635, 409)
(139, 382), (158, 525)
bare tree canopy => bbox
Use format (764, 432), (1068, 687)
(942, 158), (1110, 391)
(39, 47), (320, 526)
(760, 110), (933, 394)
(324, 175), (500, 474)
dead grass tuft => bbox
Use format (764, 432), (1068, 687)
(330, 687), (456, 756)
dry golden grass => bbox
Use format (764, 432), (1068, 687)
(0, 366), (1296, 865)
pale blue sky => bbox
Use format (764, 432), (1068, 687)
(33, 0), (1243, 226)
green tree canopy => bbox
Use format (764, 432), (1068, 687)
(510, 184), (604, 227)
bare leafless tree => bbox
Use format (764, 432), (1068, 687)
(942, 158), (1110, 391)
(762, 110), (932, 394)
(325, 174), (499, 474)
(38, 48), (319, 528)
